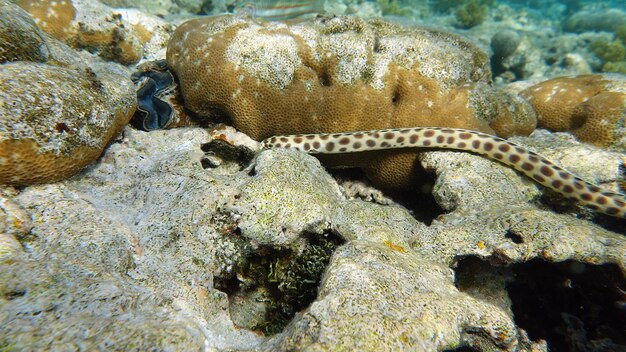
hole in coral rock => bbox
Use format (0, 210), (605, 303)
(391, 84), (403, 106)
(3, 290), (26, 301)
(504, 229), (524, 244)
(569, 110), (587, 130)
(214, 230), (345, 335)
(454, 257), (626, 351)
(373, 35), (383, 53)
(442, 347), (480, 352)
(318, 69), (332, 87)
(453, 256), (510, 310)
(507, 260), (626, 351)
(55, 122), (70, 133)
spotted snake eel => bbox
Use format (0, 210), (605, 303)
(261, 127), (626, 218)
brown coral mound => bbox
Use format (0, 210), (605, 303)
(0, 62), (135, 185)
(520, 74), (626, 149)
(167, 15), (536, 189)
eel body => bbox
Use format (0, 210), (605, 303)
(261, 127), (626, 218)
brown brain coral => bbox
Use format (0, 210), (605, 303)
(0, 62), (135, 185)
(167, 15), (536, 189)
(520, 74), (626, 149)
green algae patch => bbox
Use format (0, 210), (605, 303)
(216, 231), (344, 335)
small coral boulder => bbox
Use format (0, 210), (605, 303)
(0, 62), (135, 185)
(520, 74), (626, 149)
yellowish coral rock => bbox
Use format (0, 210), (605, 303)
(167, 15), (536, 189)
(0, 62), (135, 185)
(520, 74), (626, 149)
(15, 0), (76, 41)
(0, 190), (32, 237)
(0, 233), (23, 262)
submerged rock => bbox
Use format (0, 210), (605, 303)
(520, 74), (626, 151)
(0, 4), (624, 350)
(564, 9), (626, 33)
(166, 14), (537, 190)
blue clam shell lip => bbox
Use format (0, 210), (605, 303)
(132, 63), (176, 131)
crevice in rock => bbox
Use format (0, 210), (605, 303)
(329, 167), (444, 225)
(504, 229), (524, 244)
(453, 257), (626, 351)
(213, 230), (345, 335)
(507, 259), (625, 351)
(443, 347), (480, 352)
(453, 256), (511, 313)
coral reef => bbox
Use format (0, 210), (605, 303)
(603, 60), (626, 74)
(0, 0), (140, 186)
(15, 0), (172, 64)
(166, 14), (536, 189)
(519, 74), (626, 149)
(590, 38), (625, 64)
(0, 62), (135, 185)
(376, 0), (410, 17)
(588, 28), (626, 74)
(1, 125), (624, 350)
(0, 128), (265, 350)
(262, 241), (522, 351)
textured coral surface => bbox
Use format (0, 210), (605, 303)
(15, 0), (172, 64)
(166, 14), (536, 189)
(2, 1), (626, 350)
(0, 0), (137, 186)
(0, 62), (135, 185)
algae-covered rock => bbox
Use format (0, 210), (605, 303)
(491, 30), (521, 61)
(414, 129), (625, 268)
(0, 190), (31, 237)
(564, 9), (626, 33)
(261, 241), (520, 351)
(0, 128), (265, 350)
